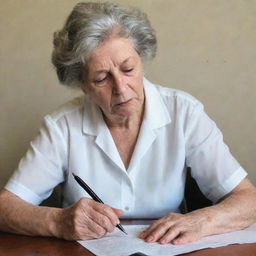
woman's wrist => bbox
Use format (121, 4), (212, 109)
(45, 207), (64, 238)
(186, 207), (215, 236)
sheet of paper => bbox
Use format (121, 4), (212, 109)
(78, 223), (256, 256)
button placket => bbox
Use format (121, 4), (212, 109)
(121, 174), (134, 214)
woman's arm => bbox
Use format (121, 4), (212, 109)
(0, 189), (123, 240)
(0, 189), (59, 237)
(139, 178), (256, 245)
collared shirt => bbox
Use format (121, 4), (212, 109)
(5, 78), (247, 218)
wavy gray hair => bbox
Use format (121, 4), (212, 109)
(51, 2), (157, 88)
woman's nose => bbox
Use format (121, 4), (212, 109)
(112, 75), (126, 95)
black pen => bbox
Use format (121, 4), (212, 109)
(72, 173), (127, 235)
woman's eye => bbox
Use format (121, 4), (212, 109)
(93, 76), (107, 84)
(124, 68), (133, 73)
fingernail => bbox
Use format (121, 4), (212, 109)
(172, 239), (180, 245)
(139, 231), (145, 238)
(160, 239), (167, 244)
(146, 235), (154, 242)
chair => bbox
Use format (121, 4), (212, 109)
(184, 167), (212, 212)
(40, 184), (63, 207)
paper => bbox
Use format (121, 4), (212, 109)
(78, 223), (256, 256)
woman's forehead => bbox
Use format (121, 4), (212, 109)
(86, 37), (139, 72)
(89, 56), (135, 70)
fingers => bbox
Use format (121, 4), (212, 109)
(90, 201), (122, 228)
(157, 227), (183, 244)
(76, 214), (107, 239)
(172, 232), (194, 245)
(140, 224), (190, 245)
(139, 221), (166, 241)
(61, 198), (123, 240)
(87, 207), (116, 233)
(138, 213), (204, 245)
(112, 207), (124, 217)
(140, 221), (181, 244)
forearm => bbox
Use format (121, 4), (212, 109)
(0, 189), (123, 241)
(0, 189), (61, 237)
(189, 180), (256, 236)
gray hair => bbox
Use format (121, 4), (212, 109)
(51, 1), (157, 88)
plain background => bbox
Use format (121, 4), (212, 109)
(1, 0), (255, 191)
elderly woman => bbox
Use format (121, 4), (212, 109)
(0, 2), (256, 245)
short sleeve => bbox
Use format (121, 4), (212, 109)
(5, 115), (67, 205)
(185, 102), (247, 203)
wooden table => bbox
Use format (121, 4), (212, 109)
(0, 220), (256, 256)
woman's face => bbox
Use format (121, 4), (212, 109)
(82, 36), (145, 124)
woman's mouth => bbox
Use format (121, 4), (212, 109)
(114, 99), (132, 107)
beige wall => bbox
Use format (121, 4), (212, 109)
(1, 0), (255, 189)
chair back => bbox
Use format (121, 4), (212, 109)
(184, 167), (212, 212)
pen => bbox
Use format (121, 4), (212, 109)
(72, 172), (127, 235)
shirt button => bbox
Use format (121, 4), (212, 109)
(125, 206), (129, 211)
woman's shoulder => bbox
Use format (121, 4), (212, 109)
(41, 95), (90, 131)
(158, 85), (199, 106)
(145, 78), (203, 109)
(47, 94), (86, 123)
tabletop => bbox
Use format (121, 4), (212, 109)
(0, 220), (256, 256)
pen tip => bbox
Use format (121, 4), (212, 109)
(120, 227), (127, 235)
(72, 172), (76, 177)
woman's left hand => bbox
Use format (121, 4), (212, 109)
(139, 211), (211, 245)
(139, 179), (256, 245)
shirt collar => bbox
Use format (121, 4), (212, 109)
(82, 77), (171, 135)
(143, 77), (171, 129)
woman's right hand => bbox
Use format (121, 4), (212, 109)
(54, 197), (124, 240)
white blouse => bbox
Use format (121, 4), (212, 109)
(5, 78), (247, 218)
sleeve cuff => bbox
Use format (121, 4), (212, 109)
(207, 167), (248, 203)
(5, 179), (45, 205)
